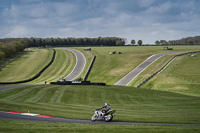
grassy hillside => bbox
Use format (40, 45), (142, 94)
(142, 53), (200, 96)
(0, 48), (76, 84)
(0, 85), (199, 124)
(28, 48), (76, 84)
(128, 54), (175, 87)
(73, 46), (200, 85)
(0, 49), (52, 82)
(1, 46), (200, 132)
(1, 46), (200, 85)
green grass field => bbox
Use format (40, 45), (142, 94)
(142, 53), (200, 97)
(0, 48), (76, 84)
(1, 120), (200, 133)
(1, 46), (200, 132)
(28, 48), (76, 84)
(0, 85), (200, 132)
(73, 46), (200, 85)
(0, 49), (52, 82)
(0, 85), (199, 124)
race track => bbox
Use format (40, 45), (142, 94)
(62, 48), (86, 81)
(115, 52), (183, 86)
(0, 50), (199, 126)
(0, 111), (199, 126)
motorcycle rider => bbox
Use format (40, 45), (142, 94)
(99, 103), (110, 117)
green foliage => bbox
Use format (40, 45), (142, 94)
(137, 40), (143, 46)
(160, 40), (168, 45)
(20, 37), (126, 47)
(131, 39), (136, 45)
(0, 40), (26, 59)
(169, 35), (200, 45)
(155, 40), (160, 45)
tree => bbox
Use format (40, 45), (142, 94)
(160, 40), (168, 45)
(155, 40), (160, 45)
(137, 40), (142, 46)
(131, 39), (136, 45)
(116, 40), (125, 46)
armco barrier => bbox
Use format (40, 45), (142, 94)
(136, 51), (200, 88)
(83, 55), (96, 81)
(0, 49), (56, 84)
(50, 81), (106, 86)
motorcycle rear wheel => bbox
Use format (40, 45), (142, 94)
(104, 114), (113, 122)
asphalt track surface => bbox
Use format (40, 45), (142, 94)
(62, 48), (86, 81)
(115, 52), (183, 86)
(1, 111), (200, 126)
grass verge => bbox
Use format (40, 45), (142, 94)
(0, 49), (52, 82)
(0, 85), (199, 124)
(0, 120), (200, 133)
(143, 53), (200, 96)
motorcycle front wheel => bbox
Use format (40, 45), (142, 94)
(91, 115), (96, 122)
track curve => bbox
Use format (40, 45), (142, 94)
(62, 48), (86, 81)
(0, 111), (199, 125)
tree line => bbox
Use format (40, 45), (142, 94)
(154, 36), (200, 45)
(0, 40), (27, 60)
(130, 40), (143, 46)
(0, 37), (125, 60)
(0, 37), (125, 48)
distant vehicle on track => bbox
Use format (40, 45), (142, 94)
(191, 54), (197, 57)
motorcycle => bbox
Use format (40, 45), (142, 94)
(91, 109), (116, 122)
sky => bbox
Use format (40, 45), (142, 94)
(0, 0), (200, 44)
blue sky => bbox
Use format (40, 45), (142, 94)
(0, 0), (200, 44)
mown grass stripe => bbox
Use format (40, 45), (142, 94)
(28, 49), (76, 84)
(50, 86), (66, 103)
(37, 86), (57, 103)
(0, 87), (27, 99)
(0, 49), (51, 82)
(25, 86), (55, 103)
(14, 88), (40, 102)
(2, 86), (38, 101)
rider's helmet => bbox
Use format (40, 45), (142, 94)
(105, 103), (108, 106)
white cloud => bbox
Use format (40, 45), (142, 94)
(5, 26), (29, 37)
(145, 2), (172, 14)
(0, 0), (200, 44)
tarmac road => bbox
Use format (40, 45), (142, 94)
(62, 48), (86, 81)
(1, 111), (199, 126)
(115, 52), (183, 86)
